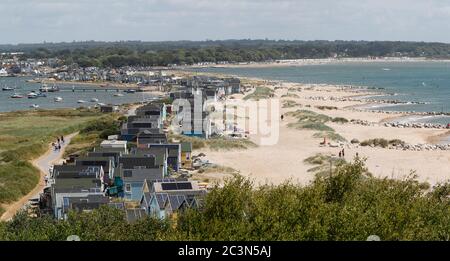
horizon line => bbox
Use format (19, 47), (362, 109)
(1, 39), (450, 46)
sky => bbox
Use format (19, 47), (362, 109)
(1, 0), (450, 44)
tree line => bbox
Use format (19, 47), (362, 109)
(2, 159), (450, 241)
(6, 40), (450, 68)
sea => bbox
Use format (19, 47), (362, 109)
(191, 61), (450, 125)
(0, 77), (154, 112)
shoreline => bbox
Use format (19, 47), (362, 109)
(181, 57), (450, 69)
(173, 70), (450, 186)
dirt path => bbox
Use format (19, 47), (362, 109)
(0, 133), (78, 221)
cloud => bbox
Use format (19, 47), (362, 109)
(0, 0), (450, 44)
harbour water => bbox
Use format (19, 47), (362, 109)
(0, 77), (154, 112)
(191, 62), (450, 124)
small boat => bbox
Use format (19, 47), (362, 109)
(77, 100), (87, 103)
(36, 92), (47, 97)
(30, 104), (40, 109)
(2, 86), (14, 91)
(90, 98), (99, 102)
(54, 97), (63, 102)
(48, 85), (60, 92)
(11, 93), (23, 98)
(124, 89), (136, 93)
(382, 68), (391, 71)
(113, 93), (124, 97)
(97, 102), (107, 107)
(27, 92), (39, 99)
(39, 84), (50, 92)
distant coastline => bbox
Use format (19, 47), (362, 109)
(183, 57), (450, 69)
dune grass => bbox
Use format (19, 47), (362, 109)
(286, 110), (333, 131)
(360, 138), (406, 148)
(304, 153), (347, 178)
(313, 131), (347, 142)
(243, 87), (274, 100)
(281, 92), (300, 98)
(169, 134), (257, 151)
(282, 100), (301, 108)
(286, 110), (350, 141)
(0, 108), (104, 213)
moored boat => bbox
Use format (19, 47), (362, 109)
(2, 86), (14, 91)
(48, 85), (60, 92)
(39, 84), (50, 92)
(30, 104), (40, 109)
(11, 93), (23, 98)
(36, 92), (47, 97)
(54, 96), (63, 102)
(90, 98), (99, 102)
(77, 100), (87, 103)
(27, 92), (38, 99)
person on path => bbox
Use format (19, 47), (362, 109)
(61, 136), (64, 143)
(342, 148), (345, 157)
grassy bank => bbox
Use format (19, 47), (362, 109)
(169, 134), (257, 151)
(286, 110), (347, 142)
(63, 114), (125, 157)
(243, 87), (274, 100)
(0, 108), (105, 215)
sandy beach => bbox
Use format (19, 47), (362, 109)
(193, 78), (450, 186)
(182, 57), (450, 69)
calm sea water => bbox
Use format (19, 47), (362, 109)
(192, 62), (450, 124)
(0, 77), (153, 112)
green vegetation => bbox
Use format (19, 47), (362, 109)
(316, 105), (338, 110)
(282, 100), (301, 108)
(331, 117), (349, 123)
(286, 110), (349, 141)
(243, 87), (274, 100)
(3, 159), (450, 240)
(304, 153), (347, 177)
(360, 138), (406, 148)
(64, 114), (123, 157)
(286, 110), (333, 131)
(169, 134), (257, 151)
(313, 131), (347, 142)
(281, 93), (300, 98)
(197, 165), (238, 175)
(8, 40), (450, 68)
(0, 108), (104, 215)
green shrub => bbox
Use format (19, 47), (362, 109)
(332, 117), (349, 123)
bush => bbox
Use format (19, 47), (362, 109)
(332, 117), (349, 123)
(4, 160), (450, 240)
(316, 106), (338, 110)
(360, 138), (405, 148)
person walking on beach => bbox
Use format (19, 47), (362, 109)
(280, 114), (284, 121)
(342, 148), (345, 157)
(61, 135), (64, 143)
